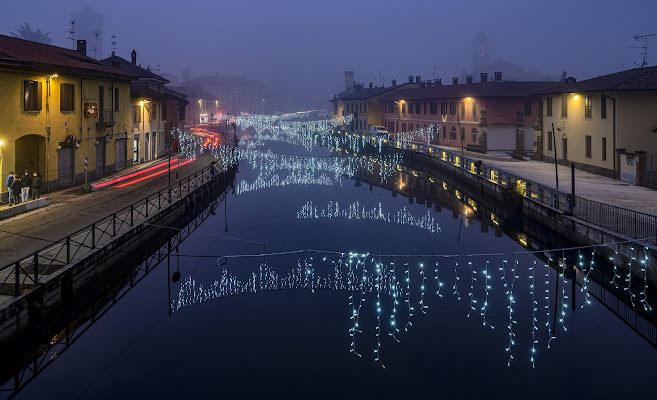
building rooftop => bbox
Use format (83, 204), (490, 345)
(100, 53), (169, 83)
(130, 82), (168, 101)
(0, 34), (131, 79)
(379, 81), (560, 101)
(168, 85), (219, 100)
(535, 66), (657, 94)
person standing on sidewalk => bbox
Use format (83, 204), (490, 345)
(6, 171), (14, 206)
(31, 171), (42, 200)
(11, 174), (21, 205)
(21, 170), (31, 203)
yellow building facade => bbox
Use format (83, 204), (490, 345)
(539, 68), (657, 183)
(0, 35), (133, 198)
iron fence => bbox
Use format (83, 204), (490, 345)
(0, 162), (231, 299)
(573, 197), (657, 245)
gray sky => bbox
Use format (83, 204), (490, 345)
(2, 0), (655, 109)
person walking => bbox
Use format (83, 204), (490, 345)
(31, 171), (42, 200)
(11, 174), (21, 205)
(21, 170), (31, 203)
(6, 171), (14, 206)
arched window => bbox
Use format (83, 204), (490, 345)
(471, 128), (478, 143)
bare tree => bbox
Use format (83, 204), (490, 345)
(11, 22), (53, 45)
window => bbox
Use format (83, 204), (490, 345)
(461, 102), (465, 118)
(416, 103), (420, 114)
(149, 103), (157, 121)
(441, 102), (448, 115)
(460, 127), (465, 141)
(430, 102), (437, 114)
(114, 87), (120, 111)
(424, 103), (427, 114)
(602, 137), (607, 161)
(60, 83), (75, 112)
(449, 102), (456, 115)
(585, 135), (592, 158)
(584, 95), (592, 118)
(178, 104), (186, 120)
(601, 94), (607, 119)
(162, 103), (167, 121)
(134, 104), (142, 124)
(24, 80), (42, 111)
(547, 130), (553, 151)
(546, 97), (552, 117)
(402, 123), (407, 132)
(472, 102), (477, 118)
(561, 96), (568, 117)
(408, 103), (414, 114)
(472, 128), (478, 142)
(364, 103), (367, 113)
(524, 101), (532, 116)
(402, 104), (406, 114)
(450, 126), (457, 139)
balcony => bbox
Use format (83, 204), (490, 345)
(97, 109), (115, 127)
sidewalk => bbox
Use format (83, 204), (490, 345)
(432, 144), (657, 216)
(0, 152), (215, 267)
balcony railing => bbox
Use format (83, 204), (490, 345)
(97, 109), (115, 127)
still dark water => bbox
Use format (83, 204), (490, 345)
(14, 137), (657, 399)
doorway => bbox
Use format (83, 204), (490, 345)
(15, 134), (46, 175)
(561, 136), (568, 164)
(133, 134), (140, 163)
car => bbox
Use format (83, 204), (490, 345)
(369, 125), (389, 136)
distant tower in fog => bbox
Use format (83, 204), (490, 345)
(70, 5), (104, 58)
(472, 31), (489, 75)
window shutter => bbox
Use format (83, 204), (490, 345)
(23, 80), (29, 111)
(37, 81), (43, 111)
(60, 83), (64, 109)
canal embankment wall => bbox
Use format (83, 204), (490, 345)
(401, 146), (657, 285)
(0, 170), (231, 348)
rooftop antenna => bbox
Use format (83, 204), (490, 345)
(379, 70), (384, 87)
(432, 65), (437, 80)
(111, 34), (117, 54)
(632, 33), (657, 67)
(67, 20), (76, 49)
(92, 29), (101, 58)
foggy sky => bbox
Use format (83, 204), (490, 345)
(2, 0), (655, 109)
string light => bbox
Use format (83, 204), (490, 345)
(530, 260), (537, 367)
(481, 260), (493, 329)
(625, 247), (637, 307)
(453, 262), (461, 301)
(640, 247), (652, 312)
(546, 257), (556, 348)
(559, 251), (568, 332)
(467, 261), (477, 318)
(419, 262), (428, 314)
(435, 259), (443, 298)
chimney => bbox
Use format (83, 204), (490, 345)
(392, 79), (397, 87)
(480, 72), (488, 83)
(131, 49), (137, 65)
(434, 78), (442, 85)
(369, 82), (373, 88)
(76, 40), (87, 56)
(409, 75), (414, 83)
(494, 71), (503, 82)
(466, 75), (473, 84)
(452, 77), (459, 85)
(415, 75), (421, 83)
(565, 76), (577, 84)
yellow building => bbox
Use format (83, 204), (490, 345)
(538, 67), (657, 187)
(0, 35), (133, 198)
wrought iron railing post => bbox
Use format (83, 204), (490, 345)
(145, 198), (149, 217)
(113, 214), (116, 236)
(14, 262), (20, 296)
(91, 223), (96, 249)
(33, 252), (38, 283)
(130, 204), (134, 226)
(66, 236), (71, 263)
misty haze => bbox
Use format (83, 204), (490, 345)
(0, 1), (656, 399)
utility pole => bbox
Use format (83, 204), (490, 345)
(552, 122), (559, 190)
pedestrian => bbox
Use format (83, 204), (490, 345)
(31, 171), (42, 200)
(6, 171), (14, 206)
(11, 175), (21, 205)
(21, 170), (31, 203)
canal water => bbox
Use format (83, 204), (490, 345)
(10, 130), (657, 399)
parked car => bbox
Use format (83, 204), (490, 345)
(369, 125), (389, 136)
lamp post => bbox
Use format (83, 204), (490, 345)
(394, 100), (405, 137)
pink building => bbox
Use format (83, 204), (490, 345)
(379, 73), (559, 153)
